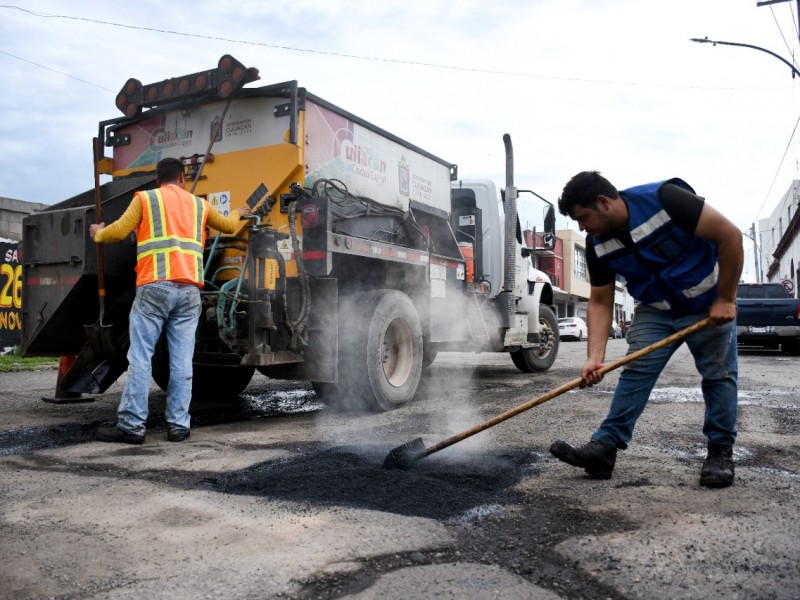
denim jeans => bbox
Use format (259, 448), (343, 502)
(592, 305), (738, 448)
(117, 281), (201, 435)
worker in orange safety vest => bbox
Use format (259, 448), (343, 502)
(89, 157), (251, 444)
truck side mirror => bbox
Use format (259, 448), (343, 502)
(543, 206), (556, 249)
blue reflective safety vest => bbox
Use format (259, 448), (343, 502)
(590, 179), (718, 314)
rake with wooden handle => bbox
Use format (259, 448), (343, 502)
(383, 317), (712, 470)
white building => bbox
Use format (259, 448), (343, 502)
(757, 180), (800, 294)
(0, 196), (49, 241)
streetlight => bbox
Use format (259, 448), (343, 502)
(690, 36), (800, 79)
(691, 35), (799, 284)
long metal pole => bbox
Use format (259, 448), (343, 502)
(756, 0), (800, 47)
(690, 37), (800, 79)
(751, 223), (761, 283)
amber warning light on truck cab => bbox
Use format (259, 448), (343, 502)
(114, 54), (260, 118)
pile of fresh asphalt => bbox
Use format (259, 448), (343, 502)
(213, 444), (524, 518)
(209, 443), (631, 599)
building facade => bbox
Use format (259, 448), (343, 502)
(529, 227), (634, 324)
(758, 180), (800, 295)
(0, 196), (49, 242)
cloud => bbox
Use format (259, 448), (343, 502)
(1, 0), (798, 280)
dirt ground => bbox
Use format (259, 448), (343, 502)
(1, 340), (799, 599)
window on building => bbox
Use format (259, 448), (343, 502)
(574, 245), (587, 280)
(779, 217), (783, 238)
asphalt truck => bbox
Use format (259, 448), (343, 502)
(21, 54), (559, 411)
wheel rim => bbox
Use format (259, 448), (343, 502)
(382, 317), (414, 388)
(534, 318), (555, 358)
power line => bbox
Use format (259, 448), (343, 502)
(755, 113), (800, 224)
(0, 48), (113, 91)
(0, 4), (783, 92)
(767, 2), (800, 69)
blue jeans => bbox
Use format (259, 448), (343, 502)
(117, 281), (201, 435)
(592, 305), (738, 449)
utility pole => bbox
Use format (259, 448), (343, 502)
(750, 223), (761, 282)
(756, 0), (800, 48)
(695, 5), (794, 285)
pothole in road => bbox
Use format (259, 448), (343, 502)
(187, 388), (323, 426)
(0, 422), (100, 456)
(208, 447), (532, 520)
(639, 443), (754, 462)
(209, 389), (323, 419)
(582, 386), (800, 410)
(207, 446), (630, 600)
(0, 389), (323, 457)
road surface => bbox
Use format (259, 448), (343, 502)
(1, 340), (799, 599)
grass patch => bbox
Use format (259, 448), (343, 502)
(0, 351), (59, 372)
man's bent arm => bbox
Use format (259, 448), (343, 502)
(694, 202), (743, 323)
(207, 205), (249, 234)
(93, 199), (141, 243)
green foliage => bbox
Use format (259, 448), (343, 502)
(0, 348), (59, 372)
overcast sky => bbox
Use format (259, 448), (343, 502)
(2, 1), (799, 281)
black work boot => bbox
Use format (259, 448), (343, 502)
(700, 443), (734, 488)
(96, 425), (145, 445)
(550, 440), (617, 479)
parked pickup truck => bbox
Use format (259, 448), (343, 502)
(736, 283), (800, 354)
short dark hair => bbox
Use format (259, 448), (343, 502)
(558, 171), (618, 217)
(156, 157), (184, 184)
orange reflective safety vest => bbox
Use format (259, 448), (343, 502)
(134, 185), (210, 288)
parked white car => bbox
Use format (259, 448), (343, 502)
(558, 316), (588, 341)
(610, 320), (623, 339)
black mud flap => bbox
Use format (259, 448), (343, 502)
(60, 340), (129, 395)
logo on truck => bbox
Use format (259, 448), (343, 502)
(210, 116), (223, 142)
(398, 156), (410, 196)
(340, 138), (387, 185)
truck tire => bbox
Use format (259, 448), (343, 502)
(311, 381), (334, 399)
(782, 340), (800, 356)
(152, 338), (254, 401)
(328, 289), (423, 412)
(422, 339), (439, 369)
(510, 304), (559, 373)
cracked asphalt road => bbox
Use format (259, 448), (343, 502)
(1, 341), (799, 599)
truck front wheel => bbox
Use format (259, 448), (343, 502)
(510, 304), (559, 372)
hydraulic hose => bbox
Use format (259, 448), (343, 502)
(287, 200), (311, 337)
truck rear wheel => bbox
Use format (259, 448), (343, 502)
(510, 304), (559, 372)
(152, 338), (254, 400)
(325, 289), (423, 412)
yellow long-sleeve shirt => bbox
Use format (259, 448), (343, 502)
(94, 190), (244, 244)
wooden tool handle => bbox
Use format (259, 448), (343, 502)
(423, 317), (712, 457)
(92, 137), (107, 305)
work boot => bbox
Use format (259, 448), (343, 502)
(96, 425), (145, 445)
(167, 428), (190, 442)
(700, 443), (734, 488)
(550, 439), (617, 479)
